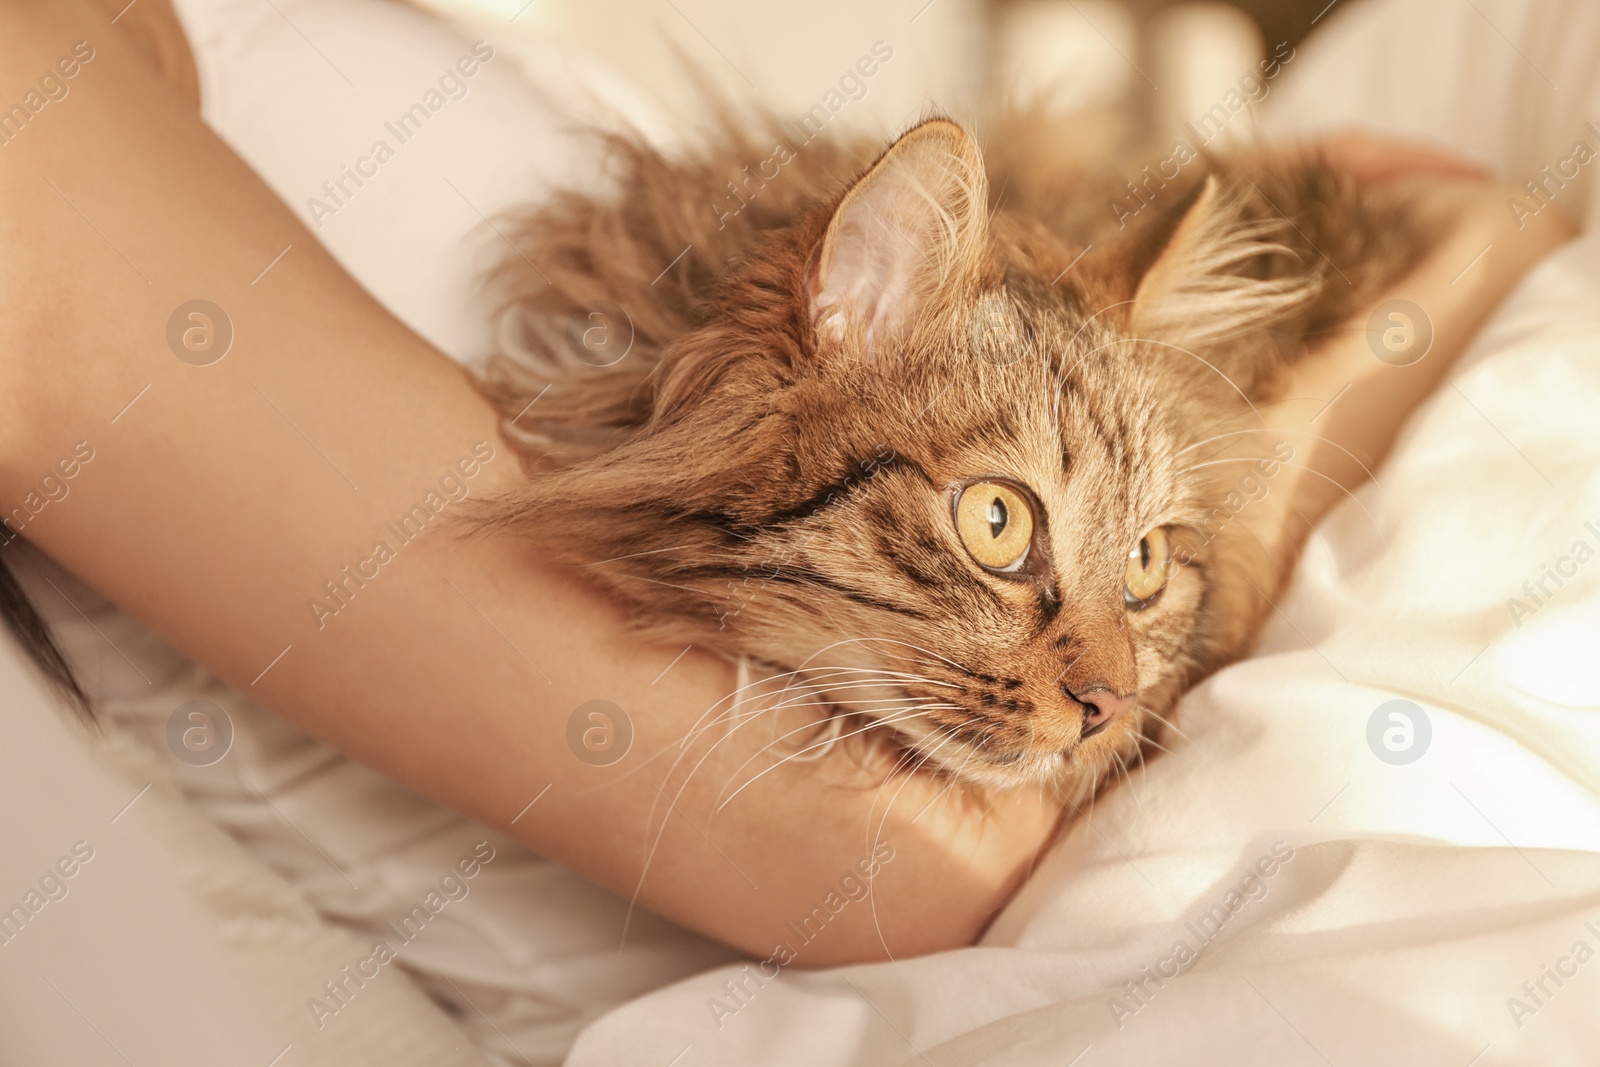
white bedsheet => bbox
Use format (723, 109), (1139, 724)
(562, 0), (1600, 1063)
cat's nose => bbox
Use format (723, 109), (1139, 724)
(1065, 684), (1136, 739)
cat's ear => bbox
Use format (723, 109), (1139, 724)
(809, 119), (988, 349)
(1129, 175), (1311, 355)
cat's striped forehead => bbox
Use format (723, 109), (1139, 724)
(844, 300), (1195, 545)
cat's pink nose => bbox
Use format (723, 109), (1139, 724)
(1068, 685), (1135, 739)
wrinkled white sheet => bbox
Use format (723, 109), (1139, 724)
(565, 1), (1600, 1063)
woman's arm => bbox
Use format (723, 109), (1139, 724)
(1243, 173), (1576, 622)
(0, 0), (1058, 965)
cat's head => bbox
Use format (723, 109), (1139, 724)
(490, 119), (1342, 792)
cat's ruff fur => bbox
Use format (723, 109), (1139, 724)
(475, 111), (1421, 800)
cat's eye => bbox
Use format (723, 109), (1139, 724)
(1124, 527), (1171, 609)
(954, 482), (1034, 573)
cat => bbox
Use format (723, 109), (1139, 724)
(473, 109), (1425, 803)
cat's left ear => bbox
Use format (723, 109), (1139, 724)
(1129, 175), (1311, 356)
(809, 119), (989, 350)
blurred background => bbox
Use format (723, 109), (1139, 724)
(409, 0), (1343, 151)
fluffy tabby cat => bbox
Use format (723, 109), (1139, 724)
(475, 111), (1424, 800)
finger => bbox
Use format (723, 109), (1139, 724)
(1317, 129), (1491, 183)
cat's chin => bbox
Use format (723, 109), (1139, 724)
(909, 730), (1141, 799)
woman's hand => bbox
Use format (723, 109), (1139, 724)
(1314, 128), (1491, 184)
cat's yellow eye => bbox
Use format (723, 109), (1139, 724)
(1124, 527), (1171, 608)
(955, 482), (1034, 573)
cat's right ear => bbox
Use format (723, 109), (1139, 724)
(808, 119), (989, 352)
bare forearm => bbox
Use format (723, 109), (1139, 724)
(1243, 180), (1573, 612)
